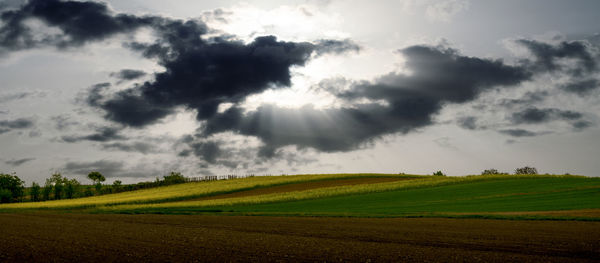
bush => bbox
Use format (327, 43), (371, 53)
(0, 173), (25, 203)
(433, 171), (445, 176)
(515, 166), (538, 175)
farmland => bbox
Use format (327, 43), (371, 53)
(1, 173), (600, 262)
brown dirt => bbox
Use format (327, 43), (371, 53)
(484, 209), (600, 217)
(186, 177), (408, 202)
(0, 212), (599, 262)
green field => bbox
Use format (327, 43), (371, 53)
(2, 173), (599, 220)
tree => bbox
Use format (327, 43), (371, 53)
(50, 173), (64, 200)
(163, 172), (186, 185)
(112, 180), (122, 193)
(433, 171), (445, 176)
(30, 182), (41, 202)
(64, 179), (80, 199)
(87, 171), (105, 194)
(42, 179), (53, 201)
(0, 173), (25, 203)
(481, 169), (499, 175)
(515, 166), (538, 175)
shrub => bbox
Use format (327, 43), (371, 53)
(0, 189), (12, 203)
(433, 171), (445, 176)
(515, 166), (538, 175)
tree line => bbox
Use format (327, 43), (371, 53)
(0, 171), (186, 204)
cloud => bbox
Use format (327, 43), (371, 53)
(50, 114), (80, 131)
(4, 157), (35, 167)
(0, 91), (46, 103)
(560, 79), (599, 95)
(498, 129), (549, 137)
(0, 117), (34, 134)
(0, 0), (157, 52)
(61, 127), (125, 143)
(498, 90), (549, 108)
(92, 34), (359, 127)
(425, 0), (470, 22)
(110, 69), (146, 81)
(101, 142), (157, 154)
(510, 107), (583, 124)
(62, 160), (154, 178)
(516, 39), (598, 77)
(456, 116), (479, 130)
(200, 45), (531, 156)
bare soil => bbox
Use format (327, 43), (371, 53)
(186, 177), (407, 202)
(0, 212), (599, 262)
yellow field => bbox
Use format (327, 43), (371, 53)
(0, 173), (415, 209)
(101, 174), (583, 212)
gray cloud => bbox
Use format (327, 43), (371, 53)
(510, 107), (584, 124)
(200, 44), (531, 156)
(516, 39), (598, 77)
(110, 69), (147, 81)
(560, 79), (599, 96)
(0, 117), (34, 134)
(61, 127), (125, 143)
(4, 157), (35, 167)
(498, 129), (549, 137)
(62, 160), (153, 178)
(101, 142), (157, 155)
(498, 90), (549, 108)
(0, 91), (46, 103)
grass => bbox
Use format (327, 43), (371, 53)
(0, 173), (415, 209)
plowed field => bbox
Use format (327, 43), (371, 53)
(0, 213), (598, 262)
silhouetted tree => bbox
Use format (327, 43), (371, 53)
(50, 173), (64, 200)
(481, 169), (499, 175)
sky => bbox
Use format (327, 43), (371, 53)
(1, 0), (599, 184)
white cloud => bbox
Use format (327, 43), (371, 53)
(425, 0), (470, 22)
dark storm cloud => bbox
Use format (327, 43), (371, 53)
(94, 34), (359, 127)
(62, 160), (152, 178)
(510, 107), (583, 124)
(0, 117), (34, 134)
(200, 45), (532, 155)
(0, 0), (157, 52)
(560, 79), (599, 95)
(516, 39), (598, 77)
(101, 142), (157, 154)
(498, 129), (549, 137)
(110, 69), (146, 81)
(61, 127), (125, 143)
(4, 157), (35, 167)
